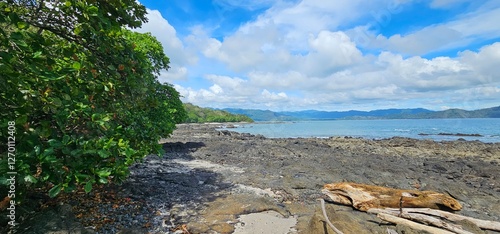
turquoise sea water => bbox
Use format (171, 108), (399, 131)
(228, 118), (500, 143)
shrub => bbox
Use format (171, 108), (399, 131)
(0, 0), (186, 198)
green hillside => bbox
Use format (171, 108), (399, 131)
(395, 106), (500, 119)
(183, 103), (254, 123)
(224, 106), (500, 121)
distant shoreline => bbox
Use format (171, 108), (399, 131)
(418, 132), (483, 137)
(223, 105), (500, 121)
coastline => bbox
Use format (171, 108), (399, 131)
(9, 123), (500, 233)
(227, 118), (500, 143)
(155, 124), (500, 233)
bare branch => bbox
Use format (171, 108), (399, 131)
(319, 198), (345, 234)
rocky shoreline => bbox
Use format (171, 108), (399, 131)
(5, 123), (500, 233)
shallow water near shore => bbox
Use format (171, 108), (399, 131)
(230, 118), (500, 143)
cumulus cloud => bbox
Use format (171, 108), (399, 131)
(139, 0), (500, 111)
(360, 3), (500, 56)
(304, 31), (363, 75)
(459, 42), (500, 83)
(261, 89), (288, 101)
(180, 42), (500, 110)
(158, 66), (188, 82)
(371, 26), (462, 55)
(134, 9), (197, 82)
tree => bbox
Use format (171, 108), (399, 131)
(0, 0), (186, 198)
(182, 103), (254, 123)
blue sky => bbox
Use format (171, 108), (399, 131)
(136, 0), (500, 111)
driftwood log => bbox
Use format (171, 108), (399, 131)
(368, 208), (500, 232)
(376, 213), (456, 234)
(368, 209), (474, 234)
(322, 182), (462, 211)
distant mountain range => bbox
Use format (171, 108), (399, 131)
(223, 106), (500, 121)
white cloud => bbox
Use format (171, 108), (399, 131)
(202, 23), (285, 72)
(361, 3), (500, 55)
(371, 26), (462, 55)
(158, 66), (188, 82)
(304, 31), (363, 75)
(209, 84), (224, 94)
(140, 0), (500, 111)
(261, 89), (288, 101)
(178, 42), (500, 110)
(459, 42), (500, 83)
(135, 9), (197, 82)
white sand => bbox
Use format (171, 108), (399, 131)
(233, 210), (297, 234)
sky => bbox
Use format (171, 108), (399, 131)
(135, 0), (500, 111)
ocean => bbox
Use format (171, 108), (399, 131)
(227, 118), (500, 143)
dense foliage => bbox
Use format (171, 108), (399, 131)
(184, 103), (253, 123)
(0, 0), (186, 198)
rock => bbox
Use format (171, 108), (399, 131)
(454, 219), (485, 234)
(306, 205), (370, 234)
(186, 194), (290, 234)
(14, 204), (94, 234)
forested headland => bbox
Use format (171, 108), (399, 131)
(183, 103), (254, 123)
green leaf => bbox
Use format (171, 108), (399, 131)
(84, 182), (93, 193)
(48, 185), (62, 198)
(48, 139), (62, 147)
(96, 169), (111, 178)
(98, 177), (108, 184)
(42, 154), (57, 163)
(70, 149), (83, 156)
(33, 51), (42, 58)
(17, 115), (28, 125)
(17, 21), (28, 29)
(104, 138), (116, 149)
(34, 145), (41, 155)
(74, 173), (89, 183)
(63, 94), (71, 100)
(65, 1), (72, 7)
(74, 25), (82, 35)
(123, 147), (135, 157)
(41, 74), (66, 81)
(88, 6), (99, 15)
(62, 135), (70, 144)
(97, 150), (109, 158)
(72, 62), (81, 70)
(24, 175), (38, 184)
(66, 183), (76, 192)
